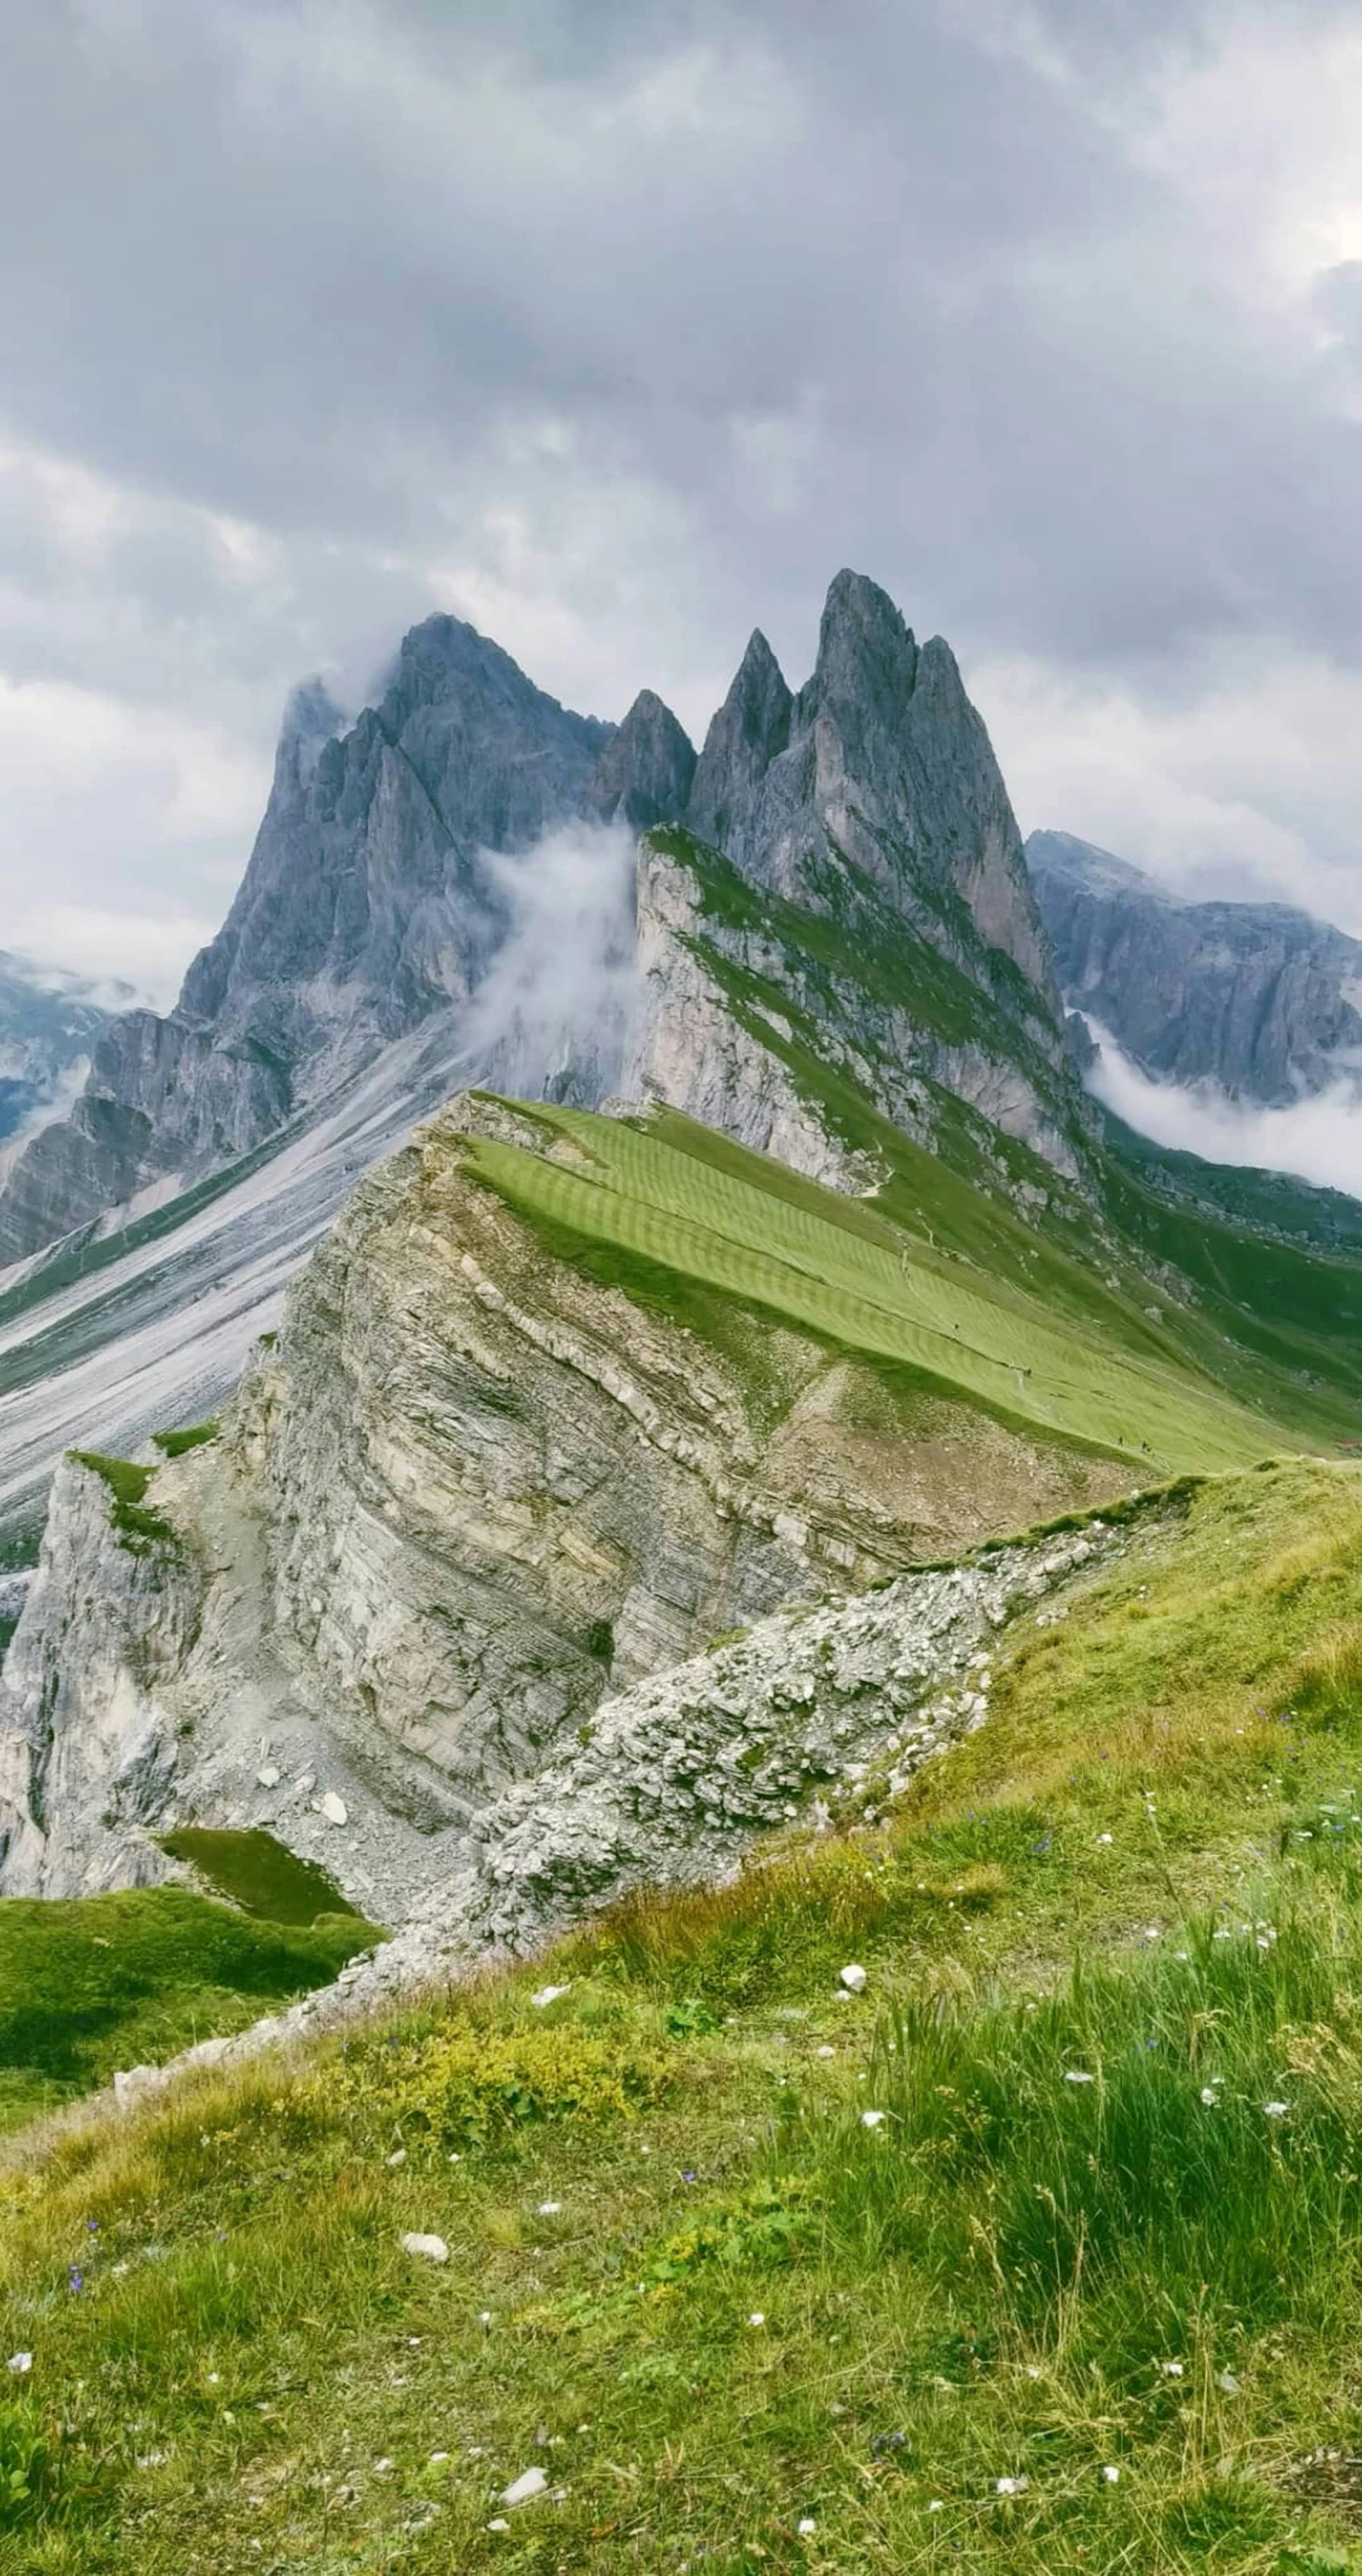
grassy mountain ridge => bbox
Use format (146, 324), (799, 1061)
(458, 1092), (1354, 1477)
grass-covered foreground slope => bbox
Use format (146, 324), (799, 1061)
(10, 1462), (1362, 2566)
(461, 1094), (1340, 1478)
(0, 1876), (378, 2135)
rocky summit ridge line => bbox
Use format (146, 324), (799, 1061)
(0, 571), (1081, 1272)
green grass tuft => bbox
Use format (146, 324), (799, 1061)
(148, 1422), (220, 1461)
(67, 1453), (179, 1553)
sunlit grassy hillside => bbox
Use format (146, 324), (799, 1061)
(6, 1462), (1362, 2567)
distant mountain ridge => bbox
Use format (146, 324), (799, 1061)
(1027, 827), (1362, 1106)
(0, 954), (112, 1153)
(0, 573), (1080, 1267)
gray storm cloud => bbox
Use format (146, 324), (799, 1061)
(6, 3), (1362, 993)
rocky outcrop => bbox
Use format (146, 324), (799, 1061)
(450, 1521), (1109, 1952)
(1029, 829), (1362, 1106)
(621, 840), (887, 1191)
(0, 1457), (205, 1896)
(624, 830), (1084, 1184)
(0, 1093), (1126, 1911)
(95, 1514), (1119, 2098)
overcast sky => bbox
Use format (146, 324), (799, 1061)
(5, 0), (1362, 1002)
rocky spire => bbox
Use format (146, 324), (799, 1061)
(591, 689), (696, 830)
(685, 569), (1053, 993)
(686, 629), (793, 866)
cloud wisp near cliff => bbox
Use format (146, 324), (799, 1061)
(1086, 1021), (1362, 1201)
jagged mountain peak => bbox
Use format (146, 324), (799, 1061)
(684, 567), (1053, 995)
(806, 564), (919, 707)
(0, 566), (1069, 1286)
(591, 688), (696, 829)
(381, 607), (611, 748)
(687, 627), (793, 864)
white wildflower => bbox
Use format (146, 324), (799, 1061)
(995, 2475), (1029, 2495)
(839, 1964), (867, 1993)
(1263, 2100), (1290, 2119)
(797, 2517), (817, 2536)
(861, 2109), (887, 2128)
(1063, 2071), (1096, 2085)
(1101, 2464), (1120, 2484)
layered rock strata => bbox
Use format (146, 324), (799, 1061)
(0, 1095), (1121, 1911)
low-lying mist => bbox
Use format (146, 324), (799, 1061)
(1085, 1019), (1362, 1205)
(461, 819), (639, 1106)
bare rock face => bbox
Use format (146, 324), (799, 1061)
(689, 572), (1054, 994)
(0, 1459), (205, 1896)
(0, 1096), (1121, 1909)
(590, 689), (697, 829)
(623, 831), (1083, 1186)
(621, 841), (884, 1191)
(1029, 828), (1362, 1107)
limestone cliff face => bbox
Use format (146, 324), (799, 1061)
(1029, 829), (1362, 1106)
(0, 1095), (1122, 1909)
(621, 843), (887, 1191)
(623, 834), (1083, 1185)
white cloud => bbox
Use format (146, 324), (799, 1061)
(460, 820), (638, 1100)
(976, 643), (1362, 937)
(5, 906), (220, 1008)
(1086, 1018), (1362, 1203)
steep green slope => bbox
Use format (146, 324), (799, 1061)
(10, 1464), (1362, 2567)
(640, 826), (1362, 1454)
(461, 1094), (1342, 1478)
